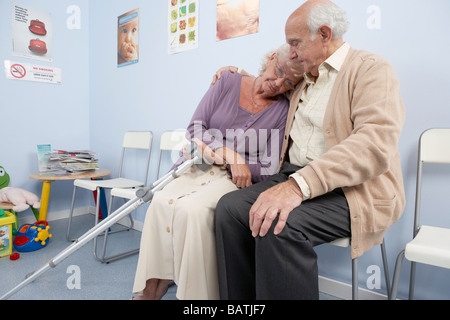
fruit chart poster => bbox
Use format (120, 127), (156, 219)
(217, 0), (259, 41)
(12, 4), (53, 62)
(168, 0), (199, 55)
(118, 9), (139, 67)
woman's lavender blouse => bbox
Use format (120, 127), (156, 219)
(186, 71), (289, 183)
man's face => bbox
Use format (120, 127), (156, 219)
(285, 17), (326, 77)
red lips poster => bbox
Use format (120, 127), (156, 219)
(12, 4), (52, 62)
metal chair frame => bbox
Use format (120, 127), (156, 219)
(66, 131), (153, 259)
(391, 128), (450, 299)
(97, 130), (188, 263)
(329, 237), (391, 300)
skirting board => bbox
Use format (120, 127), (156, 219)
(21, 209), (387, 301)
(318, 276), (387, 300)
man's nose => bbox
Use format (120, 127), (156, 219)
(289, 46), (298, 60)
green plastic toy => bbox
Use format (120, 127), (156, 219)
(0, 166), (10, 189)
(0, 166), (40, 231)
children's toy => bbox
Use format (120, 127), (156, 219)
(13, 221), (52, 252)
(0, 210), (17, 258)
(10, 253), (20, 260)
(0, 187), (40, 213)
(0, 166), (10, 189)
(0, 166), (41, 226)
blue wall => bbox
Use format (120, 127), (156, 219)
(1, 0), (450, 300)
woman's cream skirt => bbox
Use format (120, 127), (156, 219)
(133, 165), (237, 300)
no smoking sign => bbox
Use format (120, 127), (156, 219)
(10, 64), (26, 78)
(4, 60), (62, 84)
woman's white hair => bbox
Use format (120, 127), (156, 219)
(307, 2), (350, 40)
(258, 43), (303, 77)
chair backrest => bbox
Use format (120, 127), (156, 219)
(414, 128), (450, 236)
(157, 130), (188, 178)
(419, 128), (450, 164)
(118, 131), (153, 185)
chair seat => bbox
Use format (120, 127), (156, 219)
(74, 177), (144, 191)
(329, 237), (350, 248)
(405, 225), (450, 269)
(110, 187), (138, 199)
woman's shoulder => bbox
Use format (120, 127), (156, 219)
(275, 95), (290, 112)
(220, 70), (242, 82)
(212, 70), (242, 94)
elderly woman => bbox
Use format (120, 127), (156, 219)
(132, 44), (303, 300)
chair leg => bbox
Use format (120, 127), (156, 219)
(93, 187), (103, 261)
(95, 194), (140, 264)
(66, 186), (78, 241)
(380, 239), (391, 299)
(408, 261), (417, 300)
(98, 193), (115, 261)
(390, 249), (405, 300)
(352, 258), (358, 300)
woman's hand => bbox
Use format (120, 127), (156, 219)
(229, 160), (252, 189)
(211, 66), (239, 85)
(190, 138), (224, 165)
(188, 139), (252, 189)
(217, 147), (252, 189)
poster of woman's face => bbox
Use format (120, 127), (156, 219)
(118, 8), (139, 67)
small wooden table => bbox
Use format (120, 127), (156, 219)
(29, 168), (111, 221)
(0, 202), (14, 211)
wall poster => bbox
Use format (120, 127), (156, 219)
(168, 0), (198, 55)
(216, 0), (259, 41)
(12, 4), (53, 62)
(118, 9), (139, 67)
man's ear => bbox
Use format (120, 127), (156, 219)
(318, 25), (333, 42)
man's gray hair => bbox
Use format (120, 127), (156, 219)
(307, 2), (350, 40)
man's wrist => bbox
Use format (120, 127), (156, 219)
(289, 173), (311, 200)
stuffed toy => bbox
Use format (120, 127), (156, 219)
(0, 166), (40, 212)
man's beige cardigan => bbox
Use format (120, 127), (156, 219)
(281, 48), (406, 259)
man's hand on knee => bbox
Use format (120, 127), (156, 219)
(249, 179), (303, 237)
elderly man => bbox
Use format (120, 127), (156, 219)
(215, 0), (405, 299)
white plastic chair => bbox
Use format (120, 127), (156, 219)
(97, 130), (188, 263)
(66, 131), (153, 247)
(328, 237), (390, 300)
(391, 128), (450, 299)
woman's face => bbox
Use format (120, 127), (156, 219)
(260, 55), (303, 97)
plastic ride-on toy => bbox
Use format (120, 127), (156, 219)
(13, 221), (52, 252)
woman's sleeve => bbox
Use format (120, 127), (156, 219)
(186, 73), (229, 151)
(247, 101), (288, 183)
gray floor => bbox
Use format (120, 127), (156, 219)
(0, 214), (339, 300)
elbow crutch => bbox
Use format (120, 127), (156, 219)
(0, 142), (211, 300)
